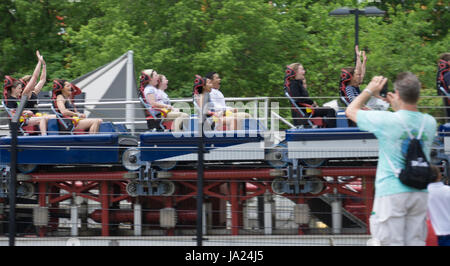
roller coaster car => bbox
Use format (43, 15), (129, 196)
(121, 121), (267, 196)
(0, 119), (136, 173)
(433, 123), (450, 179)
(1, 133), (125, 167)
(0, 127), (135, 200)
(285, 127), (377, 167)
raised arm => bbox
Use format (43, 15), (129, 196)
(360, 50), (367, 83)
(22, 51), (43, 97)
(345, 76), (388, 122)
(354, 45), (362, 79)
(34, 55), (46, 94)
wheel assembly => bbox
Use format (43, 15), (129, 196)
(153, 161), (177, 171)
(17, 164), (37, 174)
(122, 148), (141, 171)
(126, 181), (138, 197)
(271, 177), (286, 195)
(266, 144), (289, 168)
(17, 182), (35, 198)
(160, 180), (176, 196)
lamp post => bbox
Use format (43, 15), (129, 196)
(329, 6), (385, 49)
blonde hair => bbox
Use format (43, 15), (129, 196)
(439, 53), (450, 62)
(21, 75), (32, 82)
(288, 63), (303, 72)
(142, 69), (157, 78)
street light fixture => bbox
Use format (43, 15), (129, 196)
(329, 6), (385, 47)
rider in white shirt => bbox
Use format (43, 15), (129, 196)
(205, 72), (251, 130)
(142, 69), (188, 131)
(155, 74), (189, 131)
(210, 87), (232, 112)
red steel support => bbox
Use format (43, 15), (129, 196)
(362, 176), (375, 234)
(49, 186), (59, 231)
(230, 181), (240, 235)
(100, 181), (110, 236)
(166, 169), (282, 180)
(318, 167), (376, 177)
(29, 169), (279, 182)
(30, 171), (128, 182)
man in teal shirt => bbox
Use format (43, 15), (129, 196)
(346, 72), (437, 246)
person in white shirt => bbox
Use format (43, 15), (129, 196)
(141, 69), (161, 109)
(141, 69), (187, 131)
(428, 166), (450, 246)
(156, 74), (189, 131)
(205, 72), (251, 130)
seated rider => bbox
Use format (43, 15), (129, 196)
(140, 69), (187, 131)
(18, 55), (57, 135)
(339, 45), (367, 107)
(53, 79), (103, 134)
(205, 71), (251, 130)
(284, 62), (336, 128)
(3, 51), (48, 134)
(193, 74), (227, 130)
(154, 74), (189, 131)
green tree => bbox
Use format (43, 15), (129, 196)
(2, 0), (448, 123)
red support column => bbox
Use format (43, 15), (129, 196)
(230, 181), (239, 235)
(237, 182), (243, 232)
(49, 185), (59, 232)
(363, 176), (375, 234)
(100, 181), (110, 236)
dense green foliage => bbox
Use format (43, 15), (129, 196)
(1, 0), (448, 120)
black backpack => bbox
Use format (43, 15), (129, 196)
(398, 138), (436, 189)
(385, 116), (436, 189)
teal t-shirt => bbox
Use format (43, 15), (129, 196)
(357, 110), (437, 198)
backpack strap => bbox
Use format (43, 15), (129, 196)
(417, 117), (427, 140)
(395, 113), (426, 140)
(396, 113), (414, 139)
(381, 150), (401, 178)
